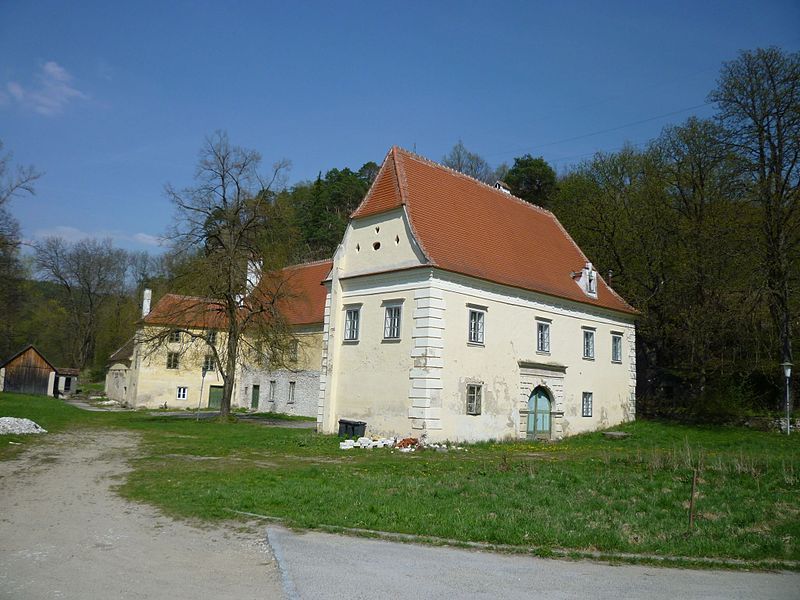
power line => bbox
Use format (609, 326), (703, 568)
(486, 102), (714, 159)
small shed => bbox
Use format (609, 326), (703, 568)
(55, 367), (80, 397)
(105, 337), (134, 403)
(0, 345), (58, 396)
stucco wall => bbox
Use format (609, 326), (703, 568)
(321, 265), (636, 442)
(128, 327), (240, 409)
(104, 362), (130, 403)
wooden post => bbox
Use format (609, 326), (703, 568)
(688, 468), (698, 530)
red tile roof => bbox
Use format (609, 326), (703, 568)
(351, 147), (637, 315)
(143, 260), (332, 330)
(264, 259), (332, 326)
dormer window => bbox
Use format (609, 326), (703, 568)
(575, 262), (598, 298)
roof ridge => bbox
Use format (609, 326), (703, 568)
(282, 258), (333, 271)
(392, 146), (558, 219)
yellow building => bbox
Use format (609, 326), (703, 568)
(115, 260), (330, 415)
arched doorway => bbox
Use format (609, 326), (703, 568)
(527, 386), (551, 440)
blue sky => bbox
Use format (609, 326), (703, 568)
(1, 0), (798, 252)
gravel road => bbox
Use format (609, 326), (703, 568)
(0, 431), (282, 600)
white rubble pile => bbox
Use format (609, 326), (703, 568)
(0, 417), (48, 435)
(338, 435), (467, 452)
(340, 436), (396, 450)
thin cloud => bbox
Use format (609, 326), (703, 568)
(5, 61), (89, 116)
(31, 226), (162, 248)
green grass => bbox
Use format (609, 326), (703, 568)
(2, 392), (798, 566)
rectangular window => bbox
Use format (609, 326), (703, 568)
(168, 330), (181, 343)
(583, 329), (595, 360)
(384, 305), (401, 339)
(202, 354), (216, 372)
(468, 309), (485, 344)
(536, 321), (550, 353)
(206, 330), (217, 345)
(582, 392), (593, 417)
(64, 377), (71, 391)
(166, 352), (179, 369)
(611, 333), (623, 363)
(466, 384), (482, 415)
(288, 381), (296, 403)
(344, 307), (360, 341)
(269, 380), (276, 403)
(176, 386), (188, 400)
(289, 340), (299, 362)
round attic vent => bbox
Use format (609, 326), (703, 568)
(373, 242), (381, 250)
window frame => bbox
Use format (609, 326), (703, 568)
(202, 354), (216, 372)
(536, 319), (551, 353)
(467, 308), (486, 345)
(269, 380), (276, 403)
(582, 391), (593, 417)
(466, 383), (483, 415)
(289, 339), (299, 362)
(168, 330), (181, 343)
(582, 328), (595, 360)
(383, 304), (402, 340)
(611, 332), (623, 364)
(166, 352), (180, 369)
(288, 381), (296, 404)
(206, 330), (217, 345)
(344, 306), (361, 342)
(176, 386), (188, 400)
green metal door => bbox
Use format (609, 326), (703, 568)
(251, 385), (260, 409)
(527, 387), (551, 439)
(208, 385), (223, 409)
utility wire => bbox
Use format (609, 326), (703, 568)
(486, 102), (714, 159)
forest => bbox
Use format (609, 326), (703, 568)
(1, 47), (797, 419)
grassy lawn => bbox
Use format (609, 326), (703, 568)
(1, 392), (798, 566)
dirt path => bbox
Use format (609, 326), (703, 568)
(0, 430), (283, 600)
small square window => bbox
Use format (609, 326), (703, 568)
(166, 352), (179, 369)
(537, 321), (550, 353)
(582, 392), (593, 417)
(288, 381), (296, 404)
(583, 329), (595, 360)
(168, 330), (181, 343)
(611, 334), (623, 363)
(468, 309), (485, 344)
(466, 384), (482, 415)
(176, 386), (188, 400)
(344, 307), (360, 341)
(202, 354), (216, 372)
(384, 305), (401, 339)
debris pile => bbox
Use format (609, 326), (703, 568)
(340, 436), (396, 450)
(338, 434), (468, 453)
(0, 417), (48, 435)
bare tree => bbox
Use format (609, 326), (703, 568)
(34, 237), (129, 369)
(710, 47), (800, 387)
(152, 131), (294, 417)
(0, 140), (42, 357)
(442, 140), (496, 183)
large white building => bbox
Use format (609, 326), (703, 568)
(316, 147), (637, 442)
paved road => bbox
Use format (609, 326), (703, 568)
(0, 431), (282, 600)
(266, 526), (799, 600)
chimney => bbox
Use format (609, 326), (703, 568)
(245, 259), (262, 295)
(142, 288), (152, 317)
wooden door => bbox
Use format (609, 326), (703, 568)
(208, 385), (223, 409)
(251, 385), (260, 409)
